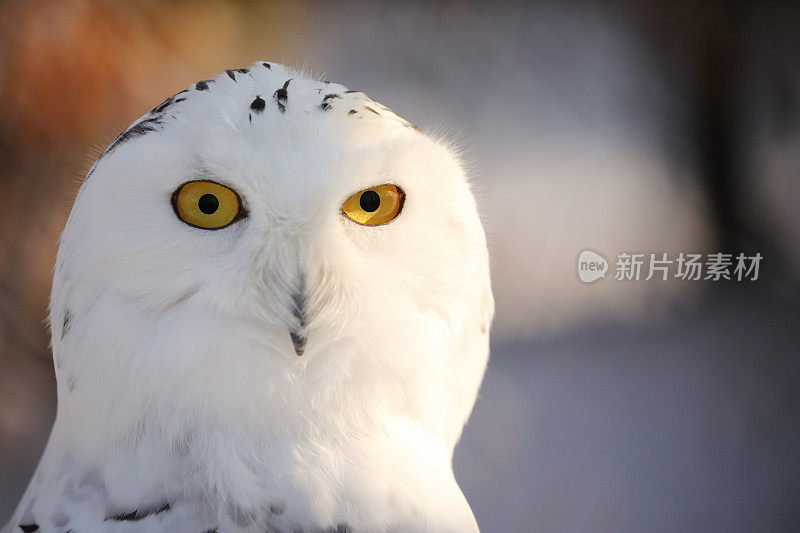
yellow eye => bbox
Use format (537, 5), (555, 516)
(342, 184), (405, 226)
(172, 180), (244, 230)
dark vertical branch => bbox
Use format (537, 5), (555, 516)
(692, 4), (746, 254)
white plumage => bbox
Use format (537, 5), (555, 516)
(4, 61), (493, 533)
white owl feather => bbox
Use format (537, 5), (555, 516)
(3, 61), (493, 533)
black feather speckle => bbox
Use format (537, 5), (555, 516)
(273, 79), (291, 112)
(151, 95), (176, 114)
(250, 96), (266, 113)
(274, 80), (291, 100)
(62, 308), (71, 339)
(19, 525), (39, 532)
(108, 503), (171, 522)
(102, 117), (161, 156)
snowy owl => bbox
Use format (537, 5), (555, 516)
(4, 61), (493, 533)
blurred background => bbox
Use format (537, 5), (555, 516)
(1, 1), (799, 531)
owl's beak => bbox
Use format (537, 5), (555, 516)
(290, 330), (307, 356)
(290, 287), (307, 356)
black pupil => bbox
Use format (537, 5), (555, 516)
(359, 190), (381, 212)
(198, 194), (219, 215)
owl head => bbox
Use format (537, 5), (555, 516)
(51, 61), (492, 456)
